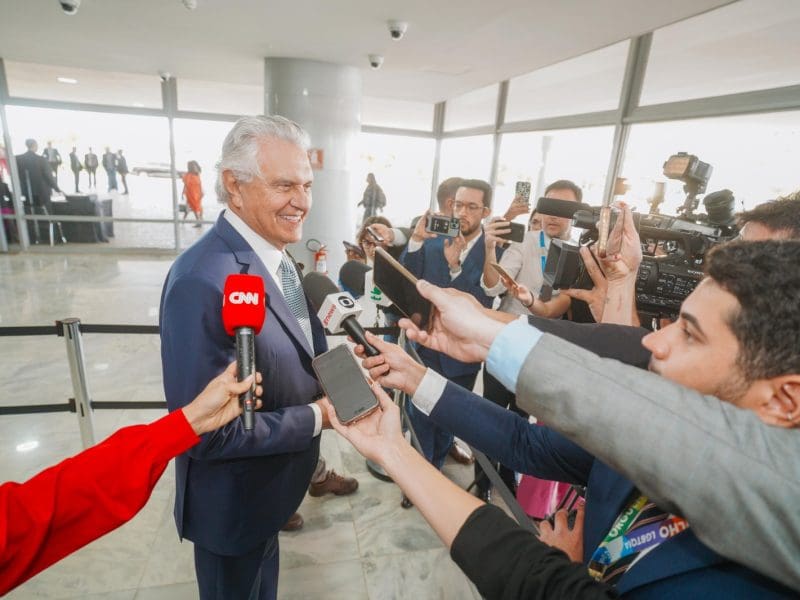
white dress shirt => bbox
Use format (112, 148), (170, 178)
(223, 209), (323, 436)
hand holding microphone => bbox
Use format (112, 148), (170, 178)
(222, 274), (267, 431)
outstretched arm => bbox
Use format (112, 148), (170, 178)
(0, 364), (259, 595)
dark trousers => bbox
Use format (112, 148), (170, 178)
(407, 365), (477, 469)
(72, 169), (80, 193)
(194, 535), (279, 600)
(87, 168), (97, 187)
(120, 173), (129, 194)
(475, 370), (527, 494)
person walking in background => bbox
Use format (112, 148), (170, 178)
(102, 147), (117, 192)
(181, 160), (204, 227)
(69, 147), (82, 193)
(84, 147), (98, 188)
(41, 141), (62, 183)
(116, 149), (129, 195)
(357, 172), (386, 225)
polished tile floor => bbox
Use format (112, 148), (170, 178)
(0, 251), (482, 599)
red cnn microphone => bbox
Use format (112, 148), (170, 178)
(222, 274), (266, 431)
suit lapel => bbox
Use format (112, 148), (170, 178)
(587, 461), (726, 594)
(215, 216), (314, 360)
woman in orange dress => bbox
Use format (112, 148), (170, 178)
(181, 160), (203, 227)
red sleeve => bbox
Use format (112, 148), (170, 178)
(0, 410), (200, 595)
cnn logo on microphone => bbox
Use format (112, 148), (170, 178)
(228, 291), (260, 305)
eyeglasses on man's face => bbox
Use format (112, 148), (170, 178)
(453, 201), (485, 214)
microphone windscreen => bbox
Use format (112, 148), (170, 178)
(339, 261), (372, 296)
(535, 197), (591, 219)
(302, 271), (340, 311)
(222, 274), (266, 335)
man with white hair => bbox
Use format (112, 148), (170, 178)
(160, 115), (330, 600)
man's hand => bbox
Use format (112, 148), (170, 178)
(483, 217), (512, 251)
(400, 280), (507, 364)
(443, 233), (467, 270)
(411, 209), (439, 244)
(322, 383), (406, 466)
(366, 222), (395, 245)
(314, 398), (333, 429)
(354, 332), (427, 395)
(562, 246), (607, 322)
(563, 203), (641, 323)
(502, 196), (530, 221)
(538, 505), (585, 563)
(182, 362), (263, 435)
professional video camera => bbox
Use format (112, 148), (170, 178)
(537, 153), (739, 320)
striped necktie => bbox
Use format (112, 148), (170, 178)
(279, 254), (314, 349)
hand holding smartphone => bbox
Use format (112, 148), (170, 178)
(312, 345), (379, 425)
(373, 247), (434, 331)
(490, 262), (520, 293)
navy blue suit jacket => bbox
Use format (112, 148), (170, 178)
(428, 383), (792, 597)
(401, 233), (496, 378)
(160, 214), (327, 556)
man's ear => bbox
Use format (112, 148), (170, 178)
(222, 170), (243, 209)
(756, 376), (800, 428)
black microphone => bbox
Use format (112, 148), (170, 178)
(339, 260), (372, 296)
(302, 272), (380, 357)
(535, 196), (592, 218)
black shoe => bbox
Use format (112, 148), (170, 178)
(401, 494), (413, 509)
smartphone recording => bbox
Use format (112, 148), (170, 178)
(373, 247), (434, 330)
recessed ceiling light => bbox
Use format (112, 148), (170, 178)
(57, 77), (78, 84)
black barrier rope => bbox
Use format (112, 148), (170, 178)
(1, 324), (400, 337)
(0, 325), (59, 337)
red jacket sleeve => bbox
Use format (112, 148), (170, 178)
(0, 410), (199, 595)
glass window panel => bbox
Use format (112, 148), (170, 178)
(361, 96), (434, 131)
(4, 61), (162, 109)
(177, 78), (263, 116)
(5, 106), (174, 248)
(620, 111), (800, 215)
(353, 133), (436, 230)
(494, 127), (615, 219)
(641, 0), (800, 105)
(506, 41), (628, 122)
(438, 135), (494, 186)
(173, 118), (233, 224)
(444, 84), (498, 132)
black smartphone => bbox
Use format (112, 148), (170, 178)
(426, 214), (460, 237)
(497, 221), (525, 243)
(312, 344), (379, 425)
(515, 181), (532, 203)
(373, 247), (434, 330)
(365, 225), (385, 244)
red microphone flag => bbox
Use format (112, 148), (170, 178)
(222, 274), (267, 335)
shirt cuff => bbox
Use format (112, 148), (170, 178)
(411, 368), (448, 416)
(309, 402), (323, 437)
(406, 238), (423, 253)
(480, 274), (506, 296)
(486, 317), (543, 393)
(391, 228), (408, 247)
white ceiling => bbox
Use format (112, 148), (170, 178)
(0, 0), (735, 104)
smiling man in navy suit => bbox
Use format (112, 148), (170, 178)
(160, 115), (329, 600)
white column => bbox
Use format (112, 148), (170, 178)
(264, 58), (361, 277)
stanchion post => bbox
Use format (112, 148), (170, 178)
(62, 318), (96, 448)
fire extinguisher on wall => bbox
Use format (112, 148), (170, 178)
(306, 239), (328, 274)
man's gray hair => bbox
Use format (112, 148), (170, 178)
(215, 115), (310, 204)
